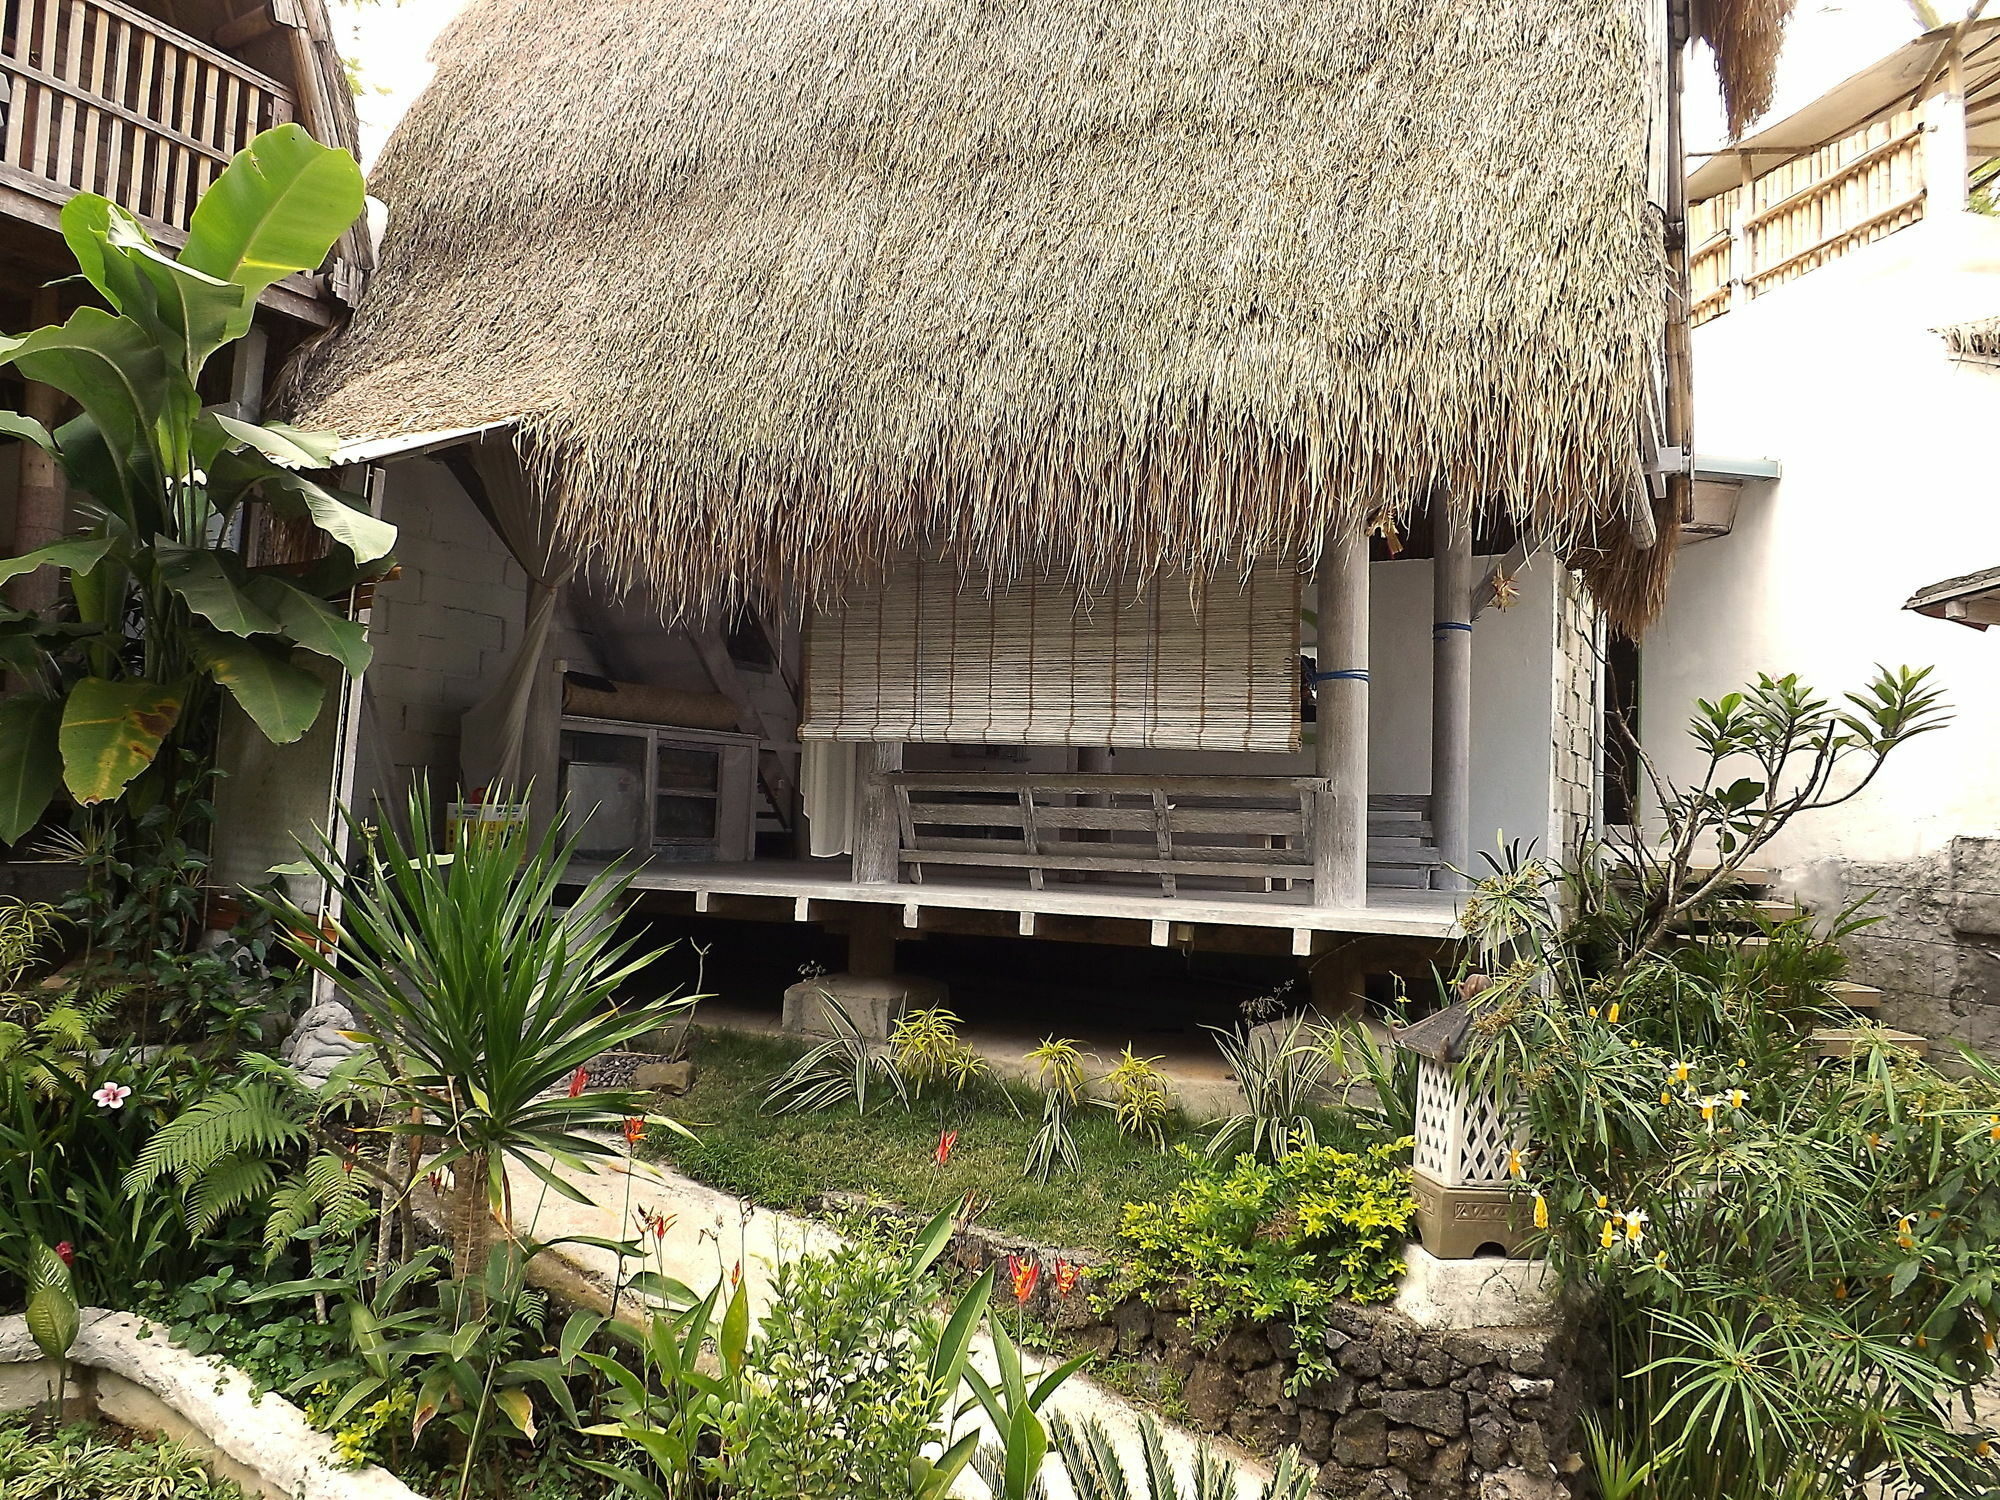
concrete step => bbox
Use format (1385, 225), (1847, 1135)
(1825, 980), (1883, 1010)
(1811, 1025), (1929, 1060)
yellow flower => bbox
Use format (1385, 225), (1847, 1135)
(1654, 1249), (1668, 1269)
(1587, 1006), (1599, 1020)
(1868, 1132), (1883, 1150)
(1625, 1210), (1649, 1245)
(1660, 1091), (1673, 1106)
(1596, 1193), (1610, 1211)
(1606, 1003), (1621, 1024)
(1698, 1095), (1721, 1128)
(1727, 1088), (1747, 1109)
(1987, 1114), (1999, 1142)
(1976, 1439), (1993, 1460)
(1506, 1148), (1525, 1179)
(1671, 1060), (1691, 1084)
(1600, 1219), (1618, 1250)
(1735, 1058), (1747, 1068)
(1533, 1193), (1548, 1229)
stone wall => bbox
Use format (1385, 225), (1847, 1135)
(1817, 835), (2000, 1054)
(837, 1196), (1594, 1500)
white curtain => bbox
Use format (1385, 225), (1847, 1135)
(458, 440), (575, 795)
(802, 739), (856, 857)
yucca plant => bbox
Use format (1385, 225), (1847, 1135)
(764, 991), (909, 1116)
(259, 787), (694, 1284)
(1204, 1016), (1332, 1162)
(1034, 1411), (1315, 1500)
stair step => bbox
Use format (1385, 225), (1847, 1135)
(1810, 1025), (1928, 1060)
(1825, 981), (1882, 1010)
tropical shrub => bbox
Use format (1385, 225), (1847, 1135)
(889, 1006), (987, 1093)
(1040, 1410), (1316, 1500)
(1453, 667), (2000, 1497)
(1108, 1140), (1415, 1386)
(0, 125), (385, 843)
(1205, 1016), (1335, 1162)
(1102, 1048), (1173, 1143)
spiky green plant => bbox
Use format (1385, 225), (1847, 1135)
(1038, 1411), (1315, 1500)
(764, 991), (908, 1116)
(1024, 1091), (1080, 1182)
(1204, 1016), (1331, 1162)
(1026, 1036), (1088, 1103)
(258, 787), (695, 1284)
(890, 1005), (986, 1093)
(1101, 1048), (1172, 1144)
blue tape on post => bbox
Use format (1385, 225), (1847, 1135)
(1311, 669), (1371, 684)
(1434, 621), (1473, 634)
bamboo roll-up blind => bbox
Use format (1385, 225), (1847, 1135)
(802, 553), (1300, 750)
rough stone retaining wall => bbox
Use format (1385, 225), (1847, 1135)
(830, 1195), (1594, 1499)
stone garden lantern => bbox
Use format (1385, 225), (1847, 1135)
(1397, 1001), (1531, 1258)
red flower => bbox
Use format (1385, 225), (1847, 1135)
(568, 1067), (591, 1098)
(934, 1129), (958, 1167)
(623, 1117), (645, 1147)
(730, 1261), (743, 1289)
(1008, 1254), (1041, 1304)
(53, 1242), (73, 1268)
(1052, 1258), (1082, 1296)
(647, 1210), (673, 1242)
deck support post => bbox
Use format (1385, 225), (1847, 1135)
(1430, 512), (1474, 890)
(1314, 529), (1370, 908)
(852, 741), (903, 884)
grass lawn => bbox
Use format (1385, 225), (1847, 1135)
(644, 1027), (1210, 1253)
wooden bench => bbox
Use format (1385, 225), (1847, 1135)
(886, 774), (1446, 896)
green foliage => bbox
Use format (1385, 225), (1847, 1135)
(0, 124), (383, 835)
(1024, 1090), (1081, 1182)
(24, 1240), (79, 1363)
(1026, 1036), (1087, 1103)
(258, 788), (693, 1280)
(138, 1262), (349, 1396)
(125, 1054), (378, 1252)
(889, 1006), (988, 1093)
(1044, 1411), (1316, 1500)
(0, 1415), (244, 1500)
(583, 1209), (1038, 1500)
(1102, 1047), (1172, 1143)
(1108, 1140), (1415, 1387)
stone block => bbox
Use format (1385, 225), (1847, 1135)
(1242, 1361), (1286, 1408)
(1380, 1388), (1466, 1437)
(1955, 892), (2000, 938)
(1478, 1471), (1565, 1500)
(1332, 1408), (1391, 1467)
(1183, 1358), (1237, 1432)
(1395, 1245), (1560, 1331)
(779, 973), (945, 1040)
(1952, 837), (2000, 896)
(630, 1060), (695, 1094)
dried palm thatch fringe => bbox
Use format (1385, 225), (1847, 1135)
(1693, 0), (1800, 137)
(291, 0), (1789, 635)
(1941, 315), (2000, 360)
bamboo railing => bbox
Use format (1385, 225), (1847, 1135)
(1688, 108), (1938, 326)
(2, 0), (294, 235)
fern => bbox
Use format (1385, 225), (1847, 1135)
(262, 1179), (321, 1256)
(304, 1150), (373, 1235)
(189, 1155), (277, 1235)
(125, 1081), (310, 1195)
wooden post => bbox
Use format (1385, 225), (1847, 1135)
(6, 289), (65, 618)
(1314, 530), (1370, 908)
(1430, 512), (1474, 890)
(1663, 0), (1694, 531)
(852, 741), (903, 884)
(847, 905), (899, 979)
(1922, 78), (1969, 216)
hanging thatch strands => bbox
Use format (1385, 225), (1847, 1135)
(1692, 0), (1803, 138)
(290, 0), (1793, 635)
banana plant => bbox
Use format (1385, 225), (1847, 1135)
(0, 124), (391, 843)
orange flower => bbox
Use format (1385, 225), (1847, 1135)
(568, 1067), (590, 1098)
(1008, 1254), (1041, 1304)
(623, 1117), (646, 1147)
(731, 1261), (743, 1289)
(1053, 1258), (1083, 1296)
(934, 1129), (959, 1168)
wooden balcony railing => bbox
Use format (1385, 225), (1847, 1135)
(2, 0), (294, 236)
(1688, 107), (1939, 327)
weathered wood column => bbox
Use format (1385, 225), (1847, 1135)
(1314, 531), (1370, 908)
(1430, 514), (1474, 890)
(851, 741), (904, 883)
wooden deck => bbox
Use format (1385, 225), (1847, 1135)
(590, 857), (1462, 953)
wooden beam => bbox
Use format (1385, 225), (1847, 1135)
(1314, 530), (1370, 907)
(1430, 512), (1473, 890)
(6, 287), (64, 618)
(851, 742), (903, 883)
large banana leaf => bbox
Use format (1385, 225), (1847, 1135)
(0, 695), (61, 843)
(59, 676), (182, 804)
(243, 575), (372, 674)
(198, 635), (325, 744)
(61, 195), (245, 381)
(0, 534), (115, 588)
(204, 412), (341, 470)
(182, 124), (365, 338)
(0, 411), (55, 452)
(158, 541), (281, 637)
(0, 307), (189, 511)
(209, 449), (396, 565)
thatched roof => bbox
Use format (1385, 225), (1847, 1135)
(293, 0), (1793, 629)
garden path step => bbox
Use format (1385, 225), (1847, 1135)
(490, 1148), (1272, 1499)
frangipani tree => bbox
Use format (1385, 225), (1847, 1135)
(0, 125), (392, 843)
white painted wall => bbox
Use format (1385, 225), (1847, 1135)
(1643, 211), (2000, 881)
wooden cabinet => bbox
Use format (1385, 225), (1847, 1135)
(557, 717), (757, 864)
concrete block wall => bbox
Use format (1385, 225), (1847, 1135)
(1549, 571), (1602, 859)
(1831, 837), (2000, 1053)
(355, 458), (528, 813)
